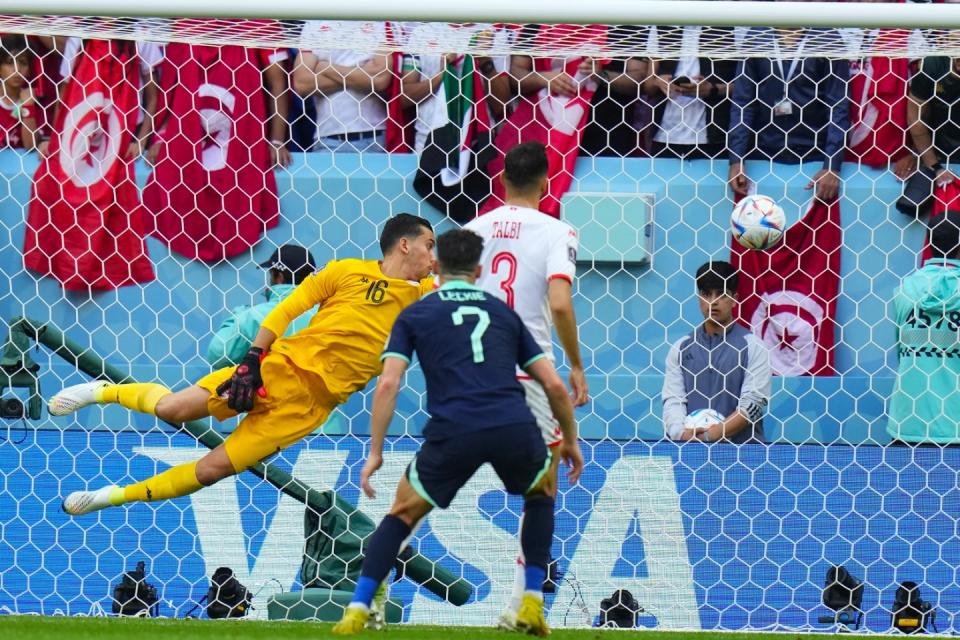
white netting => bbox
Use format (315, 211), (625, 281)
(0, 15), (956, 58)
(1, 3), (960, 634)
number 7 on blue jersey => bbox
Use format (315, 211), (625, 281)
(452, 305), (490, 363)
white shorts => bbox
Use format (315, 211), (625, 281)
(520, 378), (562, 447)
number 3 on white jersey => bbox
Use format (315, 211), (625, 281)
(491, 251), (517, 309)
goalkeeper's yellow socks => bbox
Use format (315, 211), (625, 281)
(121, 460), (203, 504)
(96, 383), (171, 416)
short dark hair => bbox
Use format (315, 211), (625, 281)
(437, 229), (484, 276)
(930, 211), (960, 259)
(504, 142), (549, 192)
(379, 213), (433, 255)
(0, 35), (31, 67)
(696, 260), (739, 295)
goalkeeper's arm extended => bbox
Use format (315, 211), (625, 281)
(216, 271), (329, 412)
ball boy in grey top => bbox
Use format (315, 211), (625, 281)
(662, 261), (772, 443)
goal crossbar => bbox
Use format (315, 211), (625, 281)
(0, 0), (958, 30)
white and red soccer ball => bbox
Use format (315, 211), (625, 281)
(731, 194), (786, 251)
(684, 408), (725, 432)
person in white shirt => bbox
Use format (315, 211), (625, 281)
(465, 141), (589, 629)
(294, 20), (392, 152)
(646, 25), (737, 159)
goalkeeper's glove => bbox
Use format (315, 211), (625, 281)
(216, 347), (267, 413)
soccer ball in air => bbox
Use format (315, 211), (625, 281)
(730, 194), (786, 250)
(684, 408), (725, 432)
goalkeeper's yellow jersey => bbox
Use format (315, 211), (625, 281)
(261, 258), (434, 402)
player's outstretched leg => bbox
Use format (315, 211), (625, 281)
(49, 381), (173, 417)
(333, 477), (430, 635)
(63, 441), (236, 516)
(515, 493), (555, 637)
(57, 384), (219, 516)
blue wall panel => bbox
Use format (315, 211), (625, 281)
(0, 432), (957, 632)
(0, 151), (925, 443)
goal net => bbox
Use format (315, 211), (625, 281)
(1, 0), (959, 632)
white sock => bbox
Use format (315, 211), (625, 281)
(347, 602), (370, 613)
(524, 589), (543, 601)
(509, 556), (525, 613)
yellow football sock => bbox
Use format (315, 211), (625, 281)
(121, 460), (203, 504)
(96, 383), (171, 416)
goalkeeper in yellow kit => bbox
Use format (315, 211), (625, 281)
(54, 214), (436, 516)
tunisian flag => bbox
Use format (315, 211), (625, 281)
(480, 25), (606, 218)
(144, 42), (281, 262)
(846, 31), (910, 168)
(23, 40), (154, 291)
(731, 199), (842, 376)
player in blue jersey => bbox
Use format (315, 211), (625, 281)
(332, 229), (583, 637)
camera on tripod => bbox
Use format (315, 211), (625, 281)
(892, 582), (936, 634)
(818, 566), (864, 630)
(1, 325), (41, 420)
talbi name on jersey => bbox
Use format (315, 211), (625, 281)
(492, 220), (522, 239)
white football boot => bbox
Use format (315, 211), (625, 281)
(62, 485), (121, 516)
(48, 381), (109, 416)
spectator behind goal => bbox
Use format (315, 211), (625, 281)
(728, 26), (850, 202)
(661, 261), (771, 444)
(401, 23), (512, 223)
(909, 49), (960, 189)
(481, 24), (610, 217)
(0, 34), (38, 150)
(887, 211), (960, 446)
(647, 25), (738, 159)
(578, 25), (650, 158)
(207, 245), (318, 368)
(294, 20), (393, 152)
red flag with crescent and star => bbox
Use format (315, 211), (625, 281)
(730, 199), (841, 376)
(23, 39), (154, 290)
(144, 30), (283, 262)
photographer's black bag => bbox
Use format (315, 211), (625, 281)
(111, 560), (159, 617)
(206, 566), (252, 618)
(598, 588), (640, 628)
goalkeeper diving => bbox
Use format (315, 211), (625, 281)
(52, 214), (436, 515)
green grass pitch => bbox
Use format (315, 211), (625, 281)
(0, 616), (898, 640)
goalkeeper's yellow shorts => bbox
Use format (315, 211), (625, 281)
(196, 352), (336, 472)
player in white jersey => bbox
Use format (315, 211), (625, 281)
(465, 141), (589, 628)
